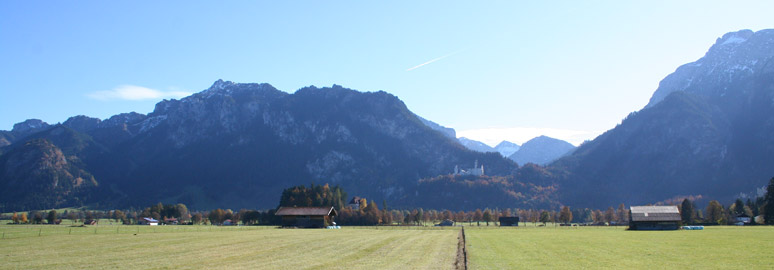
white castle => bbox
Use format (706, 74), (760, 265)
(454, 160), (485, 176)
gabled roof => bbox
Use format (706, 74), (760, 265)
(275, 206), (337, 216)
(630, 206), (681, 222)
(143, 217), (158, 222)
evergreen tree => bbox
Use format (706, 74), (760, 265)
(733, 198), (745, 216)
(765, 177), (774, 225)
(482, 210), (492, 226)
(604, 207), (615, 224)
(46, 210), (57, 224)
(539, 211), (551, 225)
(680, 199), (694, 224)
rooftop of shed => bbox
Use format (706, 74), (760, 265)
(275, 206), (337, 216)
(630, 205), (681, 222)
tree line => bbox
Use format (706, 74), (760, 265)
(6, 177), (774, 226)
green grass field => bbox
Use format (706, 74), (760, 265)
(2, 224), (773, 269)
(0, 225), (458, 269)
(465, 226), (774, 269)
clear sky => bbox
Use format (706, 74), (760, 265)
(1, 1), (772, 146)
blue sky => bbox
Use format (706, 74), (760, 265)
(1, 1), (772, 145)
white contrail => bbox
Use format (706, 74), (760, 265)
(406, 50), (463, 71)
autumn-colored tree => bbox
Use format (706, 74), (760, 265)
(442, 210), (453, 221)
(20, 212), (28, 224)
(591, 210), (603, 224)
(192, 213), (203, 225)
(604, 207), (615, 224)
(473, 209), (483, 225)
(381, 211), (393, 225)
(455, 211), (465, 222)
(364, 200), (381, 224)
(208, 209), (226, 225)
(706, 200), (725, 225)
(534, 210), (542, 224)
(12, 212), (19, 224)
(502, 208), (512, 218)
(113, 210), (126, 223)
(358, 198), (367, 211)
(559, 206), (572, 224)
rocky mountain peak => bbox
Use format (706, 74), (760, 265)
(100, 112), (147, 128)
(12, 119), (50, 134)
(646, 29), (774, 108)
(495, 141), (520, 157)
(63, 115), (102, 132)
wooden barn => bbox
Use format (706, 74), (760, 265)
(275, 206), (337, 228)
(629, 206), (681, 230)
(499, 216), (519, 226)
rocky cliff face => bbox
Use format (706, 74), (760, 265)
(647, 29), (774, 107)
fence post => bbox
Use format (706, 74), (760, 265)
(39, 228), (42, 237)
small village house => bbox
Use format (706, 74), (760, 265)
(139, 217), (159, 226)
(275, 206), (337, 228)
(733, 213), (751, 225)
(628, 206), (681, 230)
(163, 217), (178, 225)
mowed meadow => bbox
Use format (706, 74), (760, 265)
(466, 226), (774, 269)
(0, 225), (458, 269)
(2, 224), (774, 269)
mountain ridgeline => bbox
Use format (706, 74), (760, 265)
(2, 29), (773, 211)
(0, 81), (549, 211)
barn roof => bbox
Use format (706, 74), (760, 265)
(275, 206), (337, 216)
(630, 206), (681, 222)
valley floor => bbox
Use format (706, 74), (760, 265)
(1, 224), (772, 269)
(0, 225), (457, 269)
(466, 225), (773, 269)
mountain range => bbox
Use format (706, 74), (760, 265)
(2, 29), (773, 211)
(456, 136), (573, 166)
(0, 82), (546, 211)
